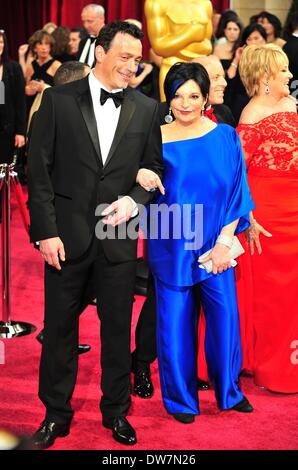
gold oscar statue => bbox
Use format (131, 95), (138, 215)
(145, 0), (213, 101)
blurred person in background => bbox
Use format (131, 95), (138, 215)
(0, 30), (26, 164)
(68, 27), (88, 58)
(78, 3), (105, 67)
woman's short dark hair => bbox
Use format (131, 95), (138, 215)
(240, 23), (267, 47)
(253, 11), (282, 38)
(164, 62), (210, 105)
(0, 31), (9, 64)
(95, 20), (143, 52)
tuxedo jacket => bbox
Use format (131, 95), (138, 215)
(28, 76), (163, 262)
(78, 37), (95, 66)
(283, 37), (298, 84)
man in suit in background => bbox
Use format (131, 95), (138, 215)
(78, 3), (105, 67)
(132, 54), (235, 400)
(28, 21), (163, 448)
(283, 13), (298, 95)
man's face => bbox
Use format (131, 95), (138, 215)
(205, 61), (227, 105)
(69, 32), (81, 55)
(81, 9), (104, 36)
(95, 33), (142, 90)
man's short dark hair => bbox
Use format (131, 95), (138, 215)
(95, 20), (143, 52)
(71, 27), (88, 41)
(164, 62), (210, 106)
(54, 61), (90, 86)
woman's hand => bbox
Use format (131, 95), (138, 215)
(15, 135), (25, 148)
(26, 79), (45, 95)
(199, 243), (232, 275)
(136, 169), (165, 195)
(18, 44), (29, 57)
(245, 220), (272, 255)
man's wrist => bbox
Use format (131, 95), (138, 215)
(124, 196), (138, 217)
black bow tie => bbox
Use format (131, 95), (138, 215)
(100, 88), (124, 108)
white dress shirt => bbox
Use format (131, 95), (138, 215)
(79, 37), (96, 67)
(88, 71), (138, 215)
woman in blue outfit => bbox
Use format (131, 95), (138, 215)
(146, 62), (255, 424)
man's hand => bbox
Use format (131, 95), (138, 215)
(245, 221), (272, 255)
(39, 237), (65, 271)
(101, 197), (135, 227)
(136, 169), (165, 194)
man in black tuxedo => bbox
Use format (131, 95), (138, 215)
(28, 21), (163, 448)
(283, 13), (298, 93)
(78, 3), (105, 67)
(132, 54), (235, 399)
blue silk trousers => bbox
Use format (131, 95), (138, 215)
(155, 268), (243, 415)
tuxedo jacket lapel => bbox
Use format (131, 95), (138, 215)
(103, 91), (136, 169)
(76, 78), (103, 168)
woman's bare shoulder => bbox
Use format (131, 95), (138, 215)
(239, 103), (264, 125)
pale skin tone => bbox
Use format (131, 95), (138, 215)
(81, 8), (104, 36)
(40, 33), (146, 269)
(239, 60), (295, 254)
(0, 34), (25, 148)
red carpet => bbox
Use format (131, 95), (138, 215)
(0, 192), (297, 450)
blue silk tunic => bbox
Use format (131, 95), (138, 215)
(147, 124), (255, 286)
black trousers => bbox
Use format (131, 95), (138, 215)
(132, 273), (157, 372)
(39, 237), (136, 424)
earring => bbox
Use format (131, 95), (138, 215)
(263, 81), (270, 94)
(164, 107), (173, 124)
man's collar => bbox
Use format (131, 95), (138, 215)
(89, 70), (123, 93)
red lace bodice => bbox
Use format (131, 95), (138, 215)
(237, 112), (298, 172)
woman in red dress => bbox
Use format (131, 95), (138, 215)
(236, 44), (298, 393)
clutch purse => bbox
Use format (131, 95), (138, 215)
(198, 236), (245, 274)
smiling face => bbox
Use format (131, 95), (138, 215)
(170, 80), (207, 125)
(267, 62), (293, 99)
(94, 32), (142, 90)
(204, 60), (226, 105)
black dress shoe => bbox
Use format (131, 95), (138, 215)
(198, 378), (210, 391)
(32, 420), (70, 449)
(102, 416), (137, 445)
(231, 396), (254, 413)
(172, 413), (195, 424)
(78, 344), (91, 355)
(36, 330), (91, 355)
(133, 370), (154, 398)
